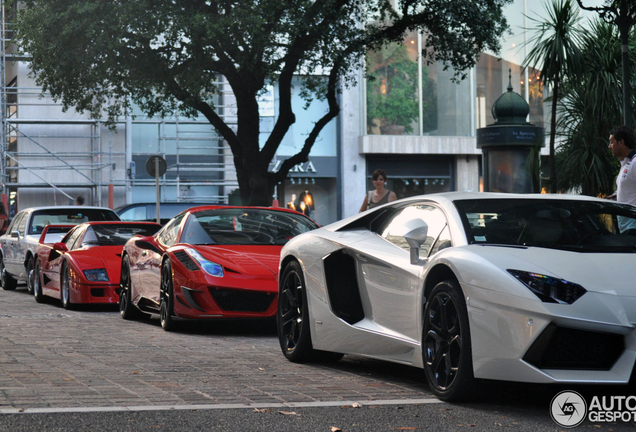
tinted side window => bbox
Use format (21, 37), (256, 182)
(157, 214), (186, 247)
(64, 227), (84, 251)
(119, 206), (148, 221)
(7, 211), (25, 235)
(16, 212), (29, 236)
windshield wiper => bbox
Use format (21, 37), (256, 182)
(475, 243), (529, 249)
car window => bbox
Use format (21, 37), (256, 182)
(381, 204), (449, 258)
(181, 208), (318, 246)
(157, 214), (186, 247)
(64, 227), (85, 251)
(118, 206), (147, 222)
(16, 212), (28, 236)
(455, 198), (636, 251)
(7, 211), (25, 235)
(84, 224), (161, 246)
(29, 209), (119, 235)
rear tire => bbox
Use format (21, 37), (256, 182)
(119, 255), (146, 320)
(277, 261), (342, 363)
(33, 261), (45, 303)
(160, 259), (177, 331)
(422, 279), (475, 402)
(0, 256), (17, 291)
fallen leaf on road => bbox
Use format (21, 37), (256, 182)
(278, 411), (299, 416)
(331, 427), (342, 432)
(352, 402), (362, 408)
(258, 367), (265, 371)
(253, 408), (268, 413)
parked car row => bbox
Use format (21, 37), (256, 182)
(1, 204), (318, 331)
(0, 206), (121, 293)
(2, 193), (636, 402)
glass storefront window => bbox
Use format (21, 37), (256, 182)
(366, 155), (453, 199)
(366, 32), (420, 136)
(365, 33), (544, 137)
(282, 178), (337, 225)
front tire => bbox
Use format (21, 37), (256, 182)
(422, 279), (474, 402)
(61, 264), (73, 310)
(33, 261), (45, 303)
(0, 256), (17, 291)
(160, 259), (176, 331)
(277, 261), (342, 363)
(26, 257), (35, 294)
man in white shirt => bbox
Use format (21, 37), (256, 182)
(609, 125), (636, 232)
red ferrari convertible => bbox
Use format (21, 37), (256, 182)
(118, 206), (318, 330)
(33, 221), (161, 308)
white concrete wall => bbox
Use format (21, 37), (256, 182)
(339, 79), (367, 219)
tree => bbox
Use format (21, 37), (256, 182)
(13, 0), (512, 205)
(576, 0), (636, 128)
(523, 0), (583, 194)
(555, 19), (636, 196)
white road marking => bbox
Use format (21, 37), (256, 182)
(0, 398), (444, 414)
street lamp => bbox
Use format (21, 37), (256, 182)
(577, 0), (636, 128)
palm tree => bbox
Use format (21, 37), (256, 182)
(524, 0), (583, 193)
(555, 19), (636, 196)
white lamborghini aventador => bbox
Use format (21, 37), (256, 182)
(276, 192), (636, 401)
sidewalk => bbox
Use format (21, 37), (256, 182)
(0, 288), (433, 411)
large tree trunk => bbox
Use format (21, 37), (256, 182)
(236, 165), (274, 206)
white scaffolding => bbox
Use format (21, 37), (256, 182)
(0, 2), (238, 211)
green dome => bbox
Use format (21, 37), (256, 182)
(491, 70), (529, 125)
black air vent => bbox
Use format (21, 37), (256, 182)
(524, 324), (624, 370)
(209, 288), (274, 312)
(173, 250), (199, 271)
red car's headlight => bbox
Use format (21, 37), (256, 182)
(185, 248), (224, 278)
(83, 268), (109, 282)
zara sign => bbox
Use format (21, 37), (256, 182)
(268, 156), (337, 177)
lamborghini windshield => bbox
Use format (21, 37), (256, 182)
(454, 198), (636, 252)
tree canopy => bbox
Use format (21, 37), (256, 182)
(555, 18), (636, 196)
(14, 0), (512, 205)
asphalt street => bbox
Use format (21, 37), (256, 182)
(0, 285), (633, 431)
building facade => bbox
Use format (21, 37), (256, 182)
(0, 1), (605, 225)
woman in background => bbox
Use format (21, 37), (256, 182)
(359, 169), (397, 212)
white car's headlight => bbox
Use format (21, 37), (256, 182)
(507, 270), (587, 304)
(185, 248), (224, 277)
(83, 268), (109, 282)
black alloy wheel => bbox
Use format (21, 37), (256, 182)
(61, 264), (73, 310)
(26, 257), (35, 294)
(33, 261), (45, 303)
(277, 260), (342, 363)
(422, 279), (474, 402)
(160, 259), (176, 331)
(0, 256), (17, 291)
(119, 255), (145, 320)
